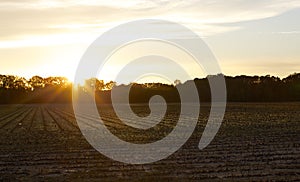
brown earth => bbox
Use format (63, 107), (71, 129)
(0, 103), (299, 181)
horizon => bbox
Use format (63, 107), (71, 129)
(0, 72), (298, 85)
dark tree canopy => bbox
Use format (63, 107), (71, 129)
(0, 73), (300, 104)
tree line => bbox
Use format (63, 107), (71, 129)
(0, 73), (300, 104)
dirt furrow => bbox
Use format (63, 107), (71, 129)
(49, 109), (79, 132)
(30, 107), (44, 131)
(0, 103), (299, 181)
(0, 108), (31, 131)
(10, 108), (36, 133)
(0, 106), (27, 123)
(26, 107), (38, 131)
(41, 106), (61, 132)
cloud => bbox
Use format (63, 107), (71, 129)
(271, 31), (300, 34)
(0, 0), (299, 48)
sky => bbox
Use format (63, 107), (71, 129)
(0, 0), (300, 83)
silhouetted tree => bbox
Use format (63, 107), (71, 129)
(0, 73), (300, 104)
(29, 76), (45, 89)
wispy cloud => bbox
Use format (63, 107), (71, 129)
(0, 0), (300, 48)
(271, 31), (300, 34)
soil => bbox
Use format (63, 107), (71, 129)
(0, 103), (299, 181)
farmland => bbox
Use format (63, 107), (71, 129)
(0, 103), (299, 181)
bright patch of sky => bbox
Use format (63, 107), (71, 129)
(0, 0), (299, 82)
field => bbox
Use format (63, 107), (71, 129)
(0, 103), (299, 181)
